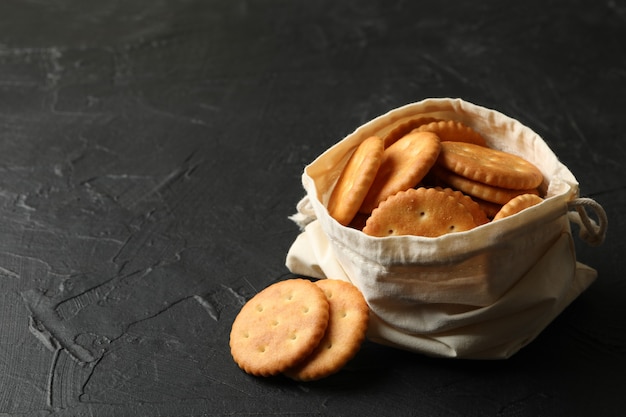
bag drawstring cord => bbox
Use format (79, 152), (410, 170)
(567, 198), (608, 246)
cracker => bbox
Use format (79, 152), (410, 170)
(435, 186), (490, 226)
(381, 117), (440, 148)
(360, 131), (441, 213)
(416, 120), (487, 147)
(327, 136), (384, 226)
(363, 187), (478, 237)
(493, 193), (544, 221)
(437, 141), (543, 190)
(433, 166), (540, 205)
(229, 279), (329, 377)
(285, 279), (369, 381)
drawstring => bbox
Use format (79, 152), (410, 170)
(288, 196), (317, 230)
(567, 198), (608, 246)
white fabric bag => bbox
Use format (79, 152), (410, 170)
(286, 98), (607, 359)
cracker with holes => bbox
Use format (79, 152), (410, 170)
(229, 279), (329, 377)
(363, 187), (478, 237)
(285, 279), (369, 381)
(360, 131), (441, 213)
(327, 136), (384, 226)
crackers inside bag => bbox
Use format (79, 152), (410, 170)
(325, 112), (547, 237)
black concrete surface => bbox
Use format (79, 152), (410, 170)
(0, 1), (624, 416)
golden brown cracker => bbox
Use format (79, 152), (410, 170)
(327, 136), (384, 226)
(285, 279), (369, 381)
(493, 193), (544, 221)
(416, 120), (487, 147)
(433, 166), (540, 205)
(381, 117), (440, 148)
(363, 187), (478, 237)
(229, 279), (329, 377)
(360, 131), (441, 213)
(434, 187), (490, 226)
(437, 141), (543, 190)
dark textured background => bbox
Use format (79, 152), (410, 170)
(0, 0), (624, 416)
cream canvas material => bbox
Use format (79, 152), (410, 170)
(286, 98), (607, 359)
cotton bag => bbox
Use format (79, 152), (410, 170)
(286, 98), (607, 359)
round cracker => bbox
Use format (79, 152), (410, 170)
(434, 186), (490, 226)
(416, 120), (487, 146)
(229, 279), (330, 377)
(433, 165), (540, 205)
(285, 279), (369, 381)
(381, 117), (440, 148)
(360, 131), (441, 213)
(437, 141), (543, 190)
(327, 136), (384, 226)
(493, 193), (544, 221)
(363, 187), (478, 237)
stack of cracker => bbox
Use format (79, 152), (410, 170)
(326, 119), (545, 237)
(229, 278), (369, 381)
